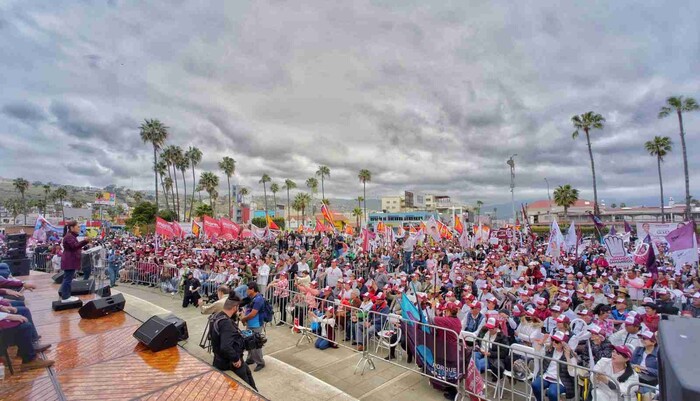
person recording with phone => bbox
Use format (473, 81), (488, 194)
(59, 221), (91, 303)
(210, 296), (257, 391)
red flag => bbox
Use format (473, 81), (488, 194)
(266, 215), (280, 230)
(170, 222), (184, 238)
(454, 215), (464, 234)
(321, 203), (335, 227)
(361, 228), (370, 252)
(202, 215), (221, 239)
(219, 217), (240, 239)
(155, 217), (175, 239)
(314, 218), (326, 233)
(344, 225), (354, 235)
(297, 224), (304, 233)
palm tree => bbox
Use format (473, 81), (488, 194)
(199, 172), (220, 212)
(42, 184), (51, 215)
(4, 199), (22, 223)
(176, 154), (189, 221)
(259, 174), (272, 218)
(553, 184), (580, 220)
(163, 177), (174, 211)
(475, 200), (484, 223)
(219, 156), (236, 217)
(52, 187), (68, 222)
(352, 207), (363, 228)
(659, 96), (699, 221)
(283, 179), (297, 229)
(294, 192), (312, 224)
(645, 136), (673, 222)
(316, 165), (331, 202)
(270, 183), (280, 217)
(571, 111), (606, 215)
(12, 178), (29, 224)
(156, 160), (170, 210)
(356, 196), (364, 225)
(358, 169), (372, 225)
(139, 119), (168, 211)
(163, 145), (183, 220)
(186, 146), (203, 221)
(71, 198), (86, 208)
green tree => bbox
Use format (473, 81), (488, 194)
(283, 179), (297, 229)
(126, 201), (157, 228)
(52, 187), (68, 222)
(163, 176), (173, 211)
(132, 191), (144, 205)
(42, 184), (51, 215)
(12, 178), (29, 224)
(358, 169), (372, 225)
(71, 198), (85, 208)
(162, 145), (183, 219)
(199, 172), (220, 213)
(260, 174), (271, 218)
(270, 182), (279, 217)
(645, 136), (673, 222)
(4, 198), (23, 223)
(155, 160), (170, 210)
(316, 165), (330, 203)
(176, 151), (189, 221)
(157, 208), (177, 222)
(475, 200), (484, 223)
(193, 203), (214, 218)
(186, 146), (203, 221)
(659, 96), (699, 220)
(572, 111), (606, 215)
(553, 184), (580, 220)
(139, 119), (168, 212)
(252, 216), (285, 230)
(219, 156), (236, 217)
(352, 207), (362, 228)
(293, 192), (312, 225)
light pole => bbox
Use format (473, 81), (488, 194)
(507, 154), (517, 224)
(544, 178), (552, 215)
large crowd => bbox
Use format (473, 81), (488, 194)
(3, 224), (699, 400)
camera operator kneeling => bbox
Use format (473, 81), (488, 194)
(210, 297), (258, 391)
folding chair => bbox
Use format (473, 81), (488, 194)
(374, 313), (402, 359)
(498, 343), (538, 399)
(0, 333), (14, 375)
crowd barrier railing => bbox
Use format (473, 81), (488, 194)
(117, 261), (182, 297)
(627, 382), (659, 401)
(30, 251), (52, 272)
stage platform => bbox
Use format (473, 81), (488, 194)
(1, 272), (265, 401)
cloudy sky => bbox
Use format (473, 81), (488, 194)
(1, 0), (698, 208)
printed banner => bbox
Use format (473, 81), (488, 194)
(203, 215), (221, 238)
(636, 222), (680, 253)
(155, 217), (175, 239)
(219, 217), (240, 239)
(94, 192), (116, 206)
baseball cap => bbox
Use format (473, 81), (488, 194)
(556, 315), (570, 324)
(484, 317), (497, 329)
(613, 345), (633, 359)
(551, 331), (568, 343)
(589, 324), (603, 336)
(639, 330), (656, 341)
(624, 315), (640, 326)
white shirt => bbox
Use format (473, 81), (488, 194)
(325, 266), (343, 287)
(609, 328), (642, 350)
(257, 264), (270, 286)
(544, 350), (564, 383)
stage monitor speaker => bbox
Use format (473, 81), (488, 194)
(70, 279), (95, 295)
(5, 248), (26, 259)
(2, 258), (30, 276)
(52, 271), (65, 284)
(78, 293), (125, 319)
(52, 299), (83, 311)
(133, 316), (180, 352)
(658, 315), (700, 401)
(160, 314), (189, 341)
(95, 285), (111, 297)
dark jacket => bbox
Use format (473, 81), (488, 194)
(631, 345), (659, 380)
(211, 312), (245, 371)
(61, 232), (89, 271)
(544, 349), (578, 398)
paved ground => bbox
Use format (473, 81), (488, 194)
(113, 284), (467, 401)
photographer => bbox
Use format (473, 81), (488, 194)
(210, 297), (258, 391)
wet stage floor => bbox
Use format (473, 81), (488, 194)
(1, 272), (264, 401)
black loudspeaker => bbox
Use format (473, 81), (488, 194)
(133, 316), (180, 352)
(5, 248), (26, 259)
(160, 314), (189, 341)
(658, 316), (700, 401)
(70, 279), (95, 295)
(52, 271), (64, 284)
(95, 285), (111, 297)
(52, 299), (83, 311)
(2, 258), (30, 276)
(79, 293), (125, 319)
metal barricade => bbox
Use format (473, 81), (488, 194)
(31, 251), (52, 272)
(627, 382), (660, 401)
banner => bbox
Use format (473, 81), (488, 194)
(636, 222), (678, 253)
(545, 219), (565, 257)
(192, 220), (201, 237)
(603, 236), (634, 269)
(155, 217), (175, 239)
(203, 215), (221, 239)
(94, 192), (116, 206)
(32, 215), (63, 242)
(424, 217), (441, 242)
(401, 289), (463, 382)
(171, 221), (184, 238)
(219, 217), (240, 239)
(666, 222), (699, 270)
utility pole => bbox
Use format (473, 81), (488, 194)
(507, 154), (517, 224)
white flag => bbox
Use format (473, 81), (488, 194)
(564, 220), (577, 252)
(546, 218), (566, 257)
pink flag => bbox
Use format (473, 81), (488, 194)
(203, 215), (221, 239)
(666, 222), (696, 252)
(219, 217), (240, 239)
(155, 217), (175, 239)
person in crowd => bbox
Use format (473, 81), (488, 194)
(593, 304), (616, 336)
(609, 315), (643, 351)
(591, 345), (639, 401)
(531, 331), (579, 401)
(240, 282), (266, 371)
(199, 285), (230, 315)
(311, 306), (338, 350)
(355, 292), (389, 351)
(641, 301), (660, 332)
(631, 330), (659, 394)
(182, 271), (202, 308)
(0, 309), (54, 371)
(683, 292), (700, 317)
(59, 220), (91, 303)
(266, 271), (290, 326)
(210, 297), (257, 391)
(580, 324), (613, 367)
(462, 300), (485, 333)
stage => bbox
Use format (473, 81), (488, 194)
(1, 272), (265, 401)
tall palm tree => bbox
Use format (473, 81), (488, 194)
(571, 111), (605, 215)
(219, 156), (236, 217)
(176, 153), (189, 221)
(553, 184), (580, 220)
(186, 146), (203, 221)
(316, 165), (331, 202)
(42, 184), (51, 215)
(352, 207), (363, 228)
(259, 174), (271, 218)
(156, 160), (170, 210)
(270, 183), (279, 217)
(475, 200), (484, 223)
(163, 145), (183, 220)
(645, 136), (673, 222)
(52, 187), (68, 222)
(358, 169), (372, 225)
(239, 187), (250, 205)
(306, 177), (318, 216)
(12, 178), (29, 224)
(163, 177), (174, 212)
(199, 172), (220, 212)
(139, 119), (168, 211)
(659, 96), (699, 221)
(283, 179), (297, 229)
(356, 196), (364, 225)
(294, 192), (312, 225)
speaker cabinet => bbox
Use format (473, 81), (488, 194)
(2, 258), (30, 276)
(95, 285), (111, 297)
(52, 299), (83, 311)
(52, 271), (65, 284)
(70, 279), (95, 295)
(160, 314), (189, 341)
(658, 315), (700, 401)
(133, 316), (180, 352)
(78, 294), (125, 319)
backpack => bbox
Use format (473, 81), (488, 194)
(257, 294), (274, 324)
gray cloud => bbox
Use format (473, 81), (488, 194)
(0, 0), (698, 208)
